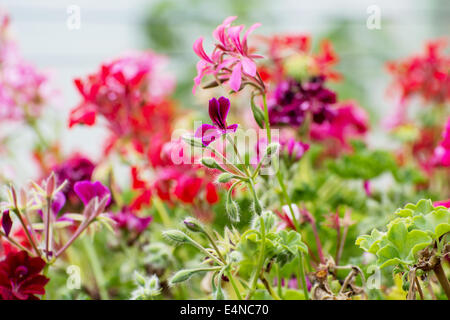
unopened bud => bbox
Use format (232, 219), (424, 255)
(163, 230), (189, 243)
(183, 217), (205, 233)
(201, 157), (225, 172)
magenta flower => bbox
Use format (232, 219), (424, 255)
(111, 206), (152, 235)
(73, 181), (111, 206)
(195, 97), (238, 146)
(431, 117), (450, 167)
(193, 16), (264, 93)
(281, 138), (310, 162)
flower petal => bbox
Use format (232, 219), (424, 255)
(195, 123), (221, 146)
(229, 62), (242, 92)
(193, 37), (213, 63)
(241, 57), (257, 77)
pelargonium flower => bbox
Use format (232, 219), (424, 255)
(431, 117), (450, 167)
(280, 138), (310, 162)
(74, 181), (111, 207)
(0, 11), (53, 122)
(387, 39), (450, 104)
(268, 76), (336, 127)
(193, 16), (264, 93)
(111, 206), (152, 235)
(195, 96), (238, 146)
(310, 102), (368, 148)
(0, 250), (49, 300)
(69, 51), (175, 154)
(259, 34), (341, 87)
(52, 154), (95, 205)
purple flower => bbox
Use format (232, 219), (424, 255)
(74, 181), (111, 206)
(281, 138), (310, 162)
(268, 76), (336, 127)
(1, 210), (12, 237)
(111, 206), (152, 234)
(52, 155), (95, 205)
(51, 192), (66, 215)
(195, 96), (238, 146)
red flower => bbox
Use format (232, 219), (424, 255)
(0, 251), (49, 300)
(387, 39), (450, 104)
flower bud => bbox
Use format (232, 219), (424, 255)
(170, 269), (201, 284)
(200, 157), (225, 172)
(265, 143), (280, 157)
(163, 230), (189, 243)
(183, 217), (205, 233)
(217, 173), (234, 183)
(226, 199), (240, 223)
(182, 135), (205, 148)
(1, 210), (12, 237)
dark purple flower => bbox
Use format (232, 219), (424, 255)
(111, 206), (152, 234)
(0, 251), (49, 300)
(1, 210), (12, 237)
(74, 181), (111, 206)
(268, 76), (336, 127)
(195, 96), (238, 146)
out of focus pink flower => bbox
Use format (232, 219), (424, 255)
(431, 117), (450, 167)
(433, 199), (450, 208)
(193, 16), (264, 93)
(0, 11), (53, 122)
(310, 102), (369, 148)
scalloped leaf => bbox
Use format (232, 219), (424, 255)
(377, 221), (432, 268)
(395, 199), (434, 218)
(412, 208), (450, 239)
(356, 228), (385, 254)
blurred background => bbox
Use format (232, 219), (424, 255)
(1, 0), (449, 181)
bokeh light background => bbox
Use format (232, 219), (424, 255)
(2, 0), (449, 183)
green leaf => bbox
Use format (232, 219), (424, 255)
(356, 229), (385, 254)
(412, 208), (450, 239)
(250, 95), (265, 129)
(377, 221), (432, 268)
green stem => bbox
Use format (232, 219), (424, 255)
(246, 216), (266, 300)
(227, 270), (243, 300)
(262, 94), (271, 144)
(204, 230), (225, 263)
(275, 167), (301, 231)
(276, 263), (283, 299)
(82, 237), (109, 300)
(298, 251), (309, 300)
(152, 197), (172, 228)
(261, 275), (281, 300)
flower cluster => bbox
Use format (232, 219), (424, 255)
(69, 51), (175, 154)
(387, 39), (450, 105)
(193, 16), (264, 93)
(0, 11), (52, 122)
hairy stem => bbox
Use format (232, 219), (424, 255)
(433, 262), (450, 299)
(246, 216), (266, 300)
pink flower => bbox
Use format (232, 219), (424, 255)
(431, 117), (450, 167)
(434, 199), (450, 208)
(73, 181), (111, 207)
(0, 11), (53, 122)
(193, 16), (264, 93)
(310, 102), (368, 148)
